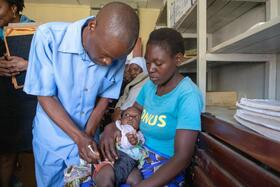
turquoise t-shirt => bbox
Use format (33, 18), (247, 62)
(136, 77), (203, 157)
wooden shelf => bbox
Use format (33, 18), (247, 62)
(156, 1), (167, 26)
(174, 0), (264, 33)
(210, 17), (280, 54)
(180, 56), (197, 67)
(206, 106), (236, 124)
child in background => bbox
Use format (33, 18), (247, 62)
(94, 106), (147, 186)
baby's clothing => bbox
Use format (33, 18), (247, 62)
(115, 120), (147, 161)
(112, 120), (147, 186)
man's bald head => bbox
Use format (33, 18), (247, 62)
(95, 2), (140, 54)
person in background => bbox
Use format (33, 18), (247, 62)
(112, 38), (149, 121)
(100, 28), (203, 186)
(0, 0), (36, 186)
(23, 2), (139, 187)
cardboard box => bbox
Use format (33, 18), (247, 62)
(206, 91), (237, 108)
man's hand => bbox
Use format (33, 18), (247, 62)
(100, 122), (120, 162)
(76, 132), (100, 163)
(126, 133), (138, 146)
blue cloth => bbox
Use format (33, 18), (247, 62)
(120, 146), (186, 187)
(136, 77), (203, 157)
(140, 146), (186, 187)
(24, 17), (125, 187)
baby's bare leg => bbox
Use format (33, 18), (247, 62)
(126, 168), (142, 186)
(94, 165), (115, 187)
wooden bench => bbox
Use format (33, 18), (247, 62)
(188, 113), (280, 187)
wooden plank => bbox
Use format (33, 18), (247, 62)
(201, 114), (280, 173)
(192, 166), (215, 187)
(199, 132), (280, 187)
(195, 149), (242, 187)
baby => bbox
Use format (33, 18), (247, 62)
(94, 106), (146, 186)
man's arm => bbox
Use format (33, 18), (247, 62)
(38, 96), (100, 163)
(85, 97), (110, 136)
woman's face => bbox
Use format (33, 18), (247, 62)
(124, 63), (142, 83)
(145, 44), (177, 86)
(0, 0), (15, 27)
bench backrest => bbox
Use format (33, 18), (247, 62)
(190, 113), (280, 187)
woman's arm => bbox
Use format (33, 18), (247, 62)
(136, 129), (198, 187)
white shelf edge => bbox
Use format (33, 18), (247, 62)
(174, 2), (197, 30)
(210, 17), (280, 53)
(179, 53), (273, 65)
(206, 53), (274, 62)
(179, 56), (197, 67)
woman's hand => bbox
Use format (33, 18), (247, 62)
(0, 56), (27, 77)
(6, 56), (28, 72)
(0, 56), (19, 77)
(126, 133), (138, 146)
(100, 122), (120, 162)
(76, 132), (100, 163)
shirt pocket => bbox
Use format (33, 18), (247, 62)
(98, 77), (115, 95)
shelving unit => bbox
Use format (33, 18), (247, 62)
(174, 0), (265, 33)
(156, 0), (280, 120)
(210, 17), (280, 53)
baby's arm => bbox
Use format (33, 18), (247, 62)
(136, 131), (145, 145)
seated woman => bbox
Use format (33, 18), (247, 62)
(100, 28), (203, 186)
(112, 38), (149, 121)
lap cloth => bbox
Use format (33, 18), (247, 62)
(120, 146), (186, 187)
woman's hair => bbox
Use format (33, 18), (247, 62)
(147, 28), (185, 57)
(7, 0), (25, 13)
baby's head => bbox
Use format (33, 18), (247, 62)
(121, 106), (141, 130)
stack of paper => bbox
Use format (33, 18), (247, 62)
(234, 98), (280, 142)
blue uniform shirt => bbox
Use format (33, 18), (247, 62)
(24, 17), (125, 165)
(136, 77), (203, 157)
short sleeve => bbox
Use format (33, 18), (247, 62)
(99, 58), (125, 99)
(23, 28), (56, 96)
(135, 81), (148, 107)
(177, 91), (203, 131)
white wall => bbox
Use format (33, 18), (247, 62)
(277, 54), (280, 100)
(23, 3), (91, 22)
(210, 62), (266, 100)
(138, 8), (160, 53)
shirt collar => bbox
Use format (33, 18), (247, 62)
(58, 16), (94, 56)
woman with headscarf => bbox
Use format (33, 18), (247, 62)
(112, 53), (149, 121)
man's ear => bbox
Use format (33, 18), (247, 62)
(88, 19), (97, 31)
(175, 53), (184, 66)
